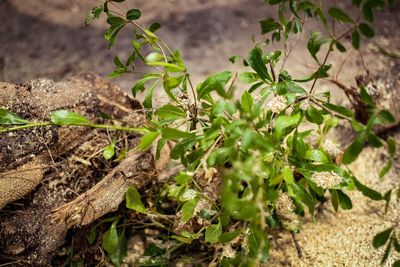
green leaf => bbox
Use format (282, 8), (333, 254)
(378, 110), (396, 124)
(379, 159), (393, 178)
(0, 108), (28, 125)
(343, 131), (366, 164)
(393, 260), (400, 267)
(387, 138), (396, 157)
(305, 106), (324, 125)
(103, 220), (119, 255)
(275, 80), (307, 95)
(353, 177), (383, 200)
(131, 74), (160, 97)
(219, 229), (242, 243)
(337, 190), (353, 210)
(359, 85), (375, 106)
(181, 198), (200, 224)
(103, 141), (116, 160)
(368, 133), (383, 148)
(328, 7), (354, 23)
(105, 16), (126, 48)
(373, 227), (393, 248)
(143, 81), (158, 111)
(126, 186), (147, 214)
(323, 102), (354, 117)
(330, 189), (339, 212)
(305, 149), (330, 163)
(274, 112), (301, 139)
(259, 18), (281, 34)
(205, 223), (222, 244)
(241, 91), (253, 113)
(161, 127), (193, 140)
(126, 9), (141, 20)
(334, 40), (347, 52)
(197, 71), (232, 100)
(363, 4), (373, 22)
(248, 47), (272, 82)
(147, 62), (185, 72)
(358, 23), (374, 38)
(50, 110), (90, 126)
(149, 22), (161, 32)
(138, 131), (159, 151)
(294, 64), (332, 82)
(307, 31), (327, 62)
(351, 30), (360, 49)
(155, 104), (186, 120)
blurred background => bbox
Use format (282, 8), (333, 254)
(0, 0), (399, 96)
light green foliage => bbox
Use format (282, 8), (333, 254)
(1, 0), (398, 265)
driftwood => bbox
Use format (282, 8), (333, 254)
(0, 74), (156, 265)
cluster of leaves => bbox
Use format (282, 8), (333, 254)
(0, 0), (398, 266)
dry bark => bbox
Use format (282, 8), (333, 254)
(0, 74), (155, 265)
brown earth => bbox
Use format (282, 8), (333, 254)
(1, 0), (400, 266)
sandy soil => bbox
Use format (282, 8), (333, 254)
(1, 0), (400, 266)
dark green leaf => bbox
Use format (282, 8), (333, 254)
(337, 190), (353, 210)
(219, 229), (242, 243)
(50, 110), (90, 126)
(393, 260), (400, 267)
(138, 131), (159, 151)
(149, 22), (161, 32)
(275, 80), (307, 95)
(197, 71), (232, 100)
(0, 108), (28, 125)
(373, 227), (393, 248)
(381, 238), (392, 264)
(387, 138), (396, 157)
(305, 106), (324, 125)
(335, 40), (347, 52)
(353, 176), (383, 200)
(307, 31), (327, 62)
(161, 127), (194, 140)
(294, 64), (332, 82)
(323, 102), (354, 117)
(155, 104), (186, 120)
(330, 189), (339, 212)
(328, 7), (354, 23)
(126, 9), (141, 20)
(248, 47), (272, 82)
(378, 110), (396, 124)
(259, 18), (281, 34)
(368, 133), (383, 148)
(343, 132), (366, 164)
(205, 222), (222, 244)
(351, 30), (360, 49)
(379, 159), (393, 178)
(131, 74), (160, 97)
(274, 113), (301, 139)
(126, 186), (147, 214)
(363, 4), (373, 22)
(360, 85), (375, 106)
(358, 23), (374, 38)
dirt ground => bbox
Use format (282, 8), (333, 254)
(1, 0), (400, 266)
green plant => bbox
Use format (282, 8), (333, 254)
(1, 0), (399, 265)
